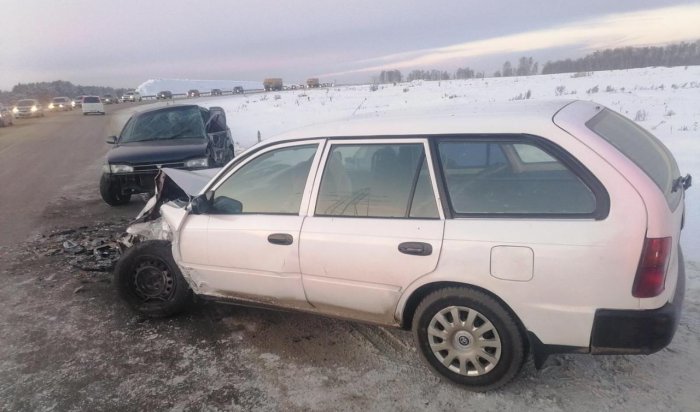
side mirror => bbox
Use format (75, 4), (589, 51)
(106, 136), (117, 144)
(212, 196), (242, 214)
(190, 193), (211, 215)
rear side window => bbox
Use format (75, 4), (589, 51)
(316, 143), (439, 218)
(437, 140), (598, 216)
(586, 109), (681, 209)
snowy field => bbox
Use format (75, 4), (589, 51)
(142, 66), (700, 264)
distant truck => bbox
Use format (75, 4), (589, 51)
(263, 78), (283, 91)
(306, 78), (320, 88)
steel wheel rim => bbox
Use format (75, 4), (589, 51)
(427, 305), (502, 376)
(132, 257), (175, 302)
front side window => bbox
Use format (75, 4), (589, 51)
(438, 140), (597, 216)
(316, 143), (439, 218)
(212, 144), (317, 214)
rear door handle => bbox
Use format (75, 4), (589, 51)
(398, 242), (432, 256)
(268, 233), (293, 245)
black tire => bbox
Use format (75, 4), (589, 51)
(99, 174), (131, 206)
(413, 287), (526, 392)
(114, 240), (192, 318)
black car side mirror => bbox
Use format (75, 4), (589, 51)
(190, 194), (212, 215)
(106, 136), (117, 144)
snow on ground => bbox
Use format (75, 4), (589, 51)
(136, 78), (262, 95)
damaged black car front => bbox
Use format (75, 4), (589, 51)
(100, 104), (234, 206)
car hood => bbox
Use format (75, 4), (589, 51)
(107, 139), (208, 164)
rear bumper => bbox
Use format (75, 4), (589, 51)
(590, 248), (685, 354)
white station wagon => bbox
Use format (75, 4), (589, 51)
(115, 100), (689, 391)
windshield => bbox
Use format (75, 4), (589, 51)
(120, 106), (206, 143)
(52, 98), (67, 103)
(17, 100), (35, 106)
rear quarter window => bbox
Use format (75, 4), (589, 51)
(586, 109), (681, 210)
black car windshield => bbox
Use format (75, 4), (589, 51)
(120, 106), (206, 143)
(17, 100), (35, 106)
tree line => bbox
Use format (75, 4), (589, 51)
(542, 40), (700, 74)
(0, 80), (128, 104)
(375, 40), (700, 83)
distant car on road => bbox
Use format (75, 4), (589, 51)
(13, 99), (44, 118)
(48, 97), (73, 111)
(232, 86), (244, 94)
(187, 89), (200, 98)
(157, 91), (173, 100)
(0, 104), (14, 126)
(82, 96), (105, 115)
(72, 96), (84, 108)
(211, 89), (222, 96)
(102, 94), (119, 104)
(122, 91), (142, 102)
(100, 104), (234, 205)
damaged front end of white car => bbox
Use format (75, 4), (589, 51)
(118, 167), (219, 250)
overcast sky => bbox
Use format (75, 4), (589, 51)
(1, 0), (699, 89)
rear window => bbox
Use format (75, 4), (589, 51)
(586, 109), (681, 209)
(83, 96), (100, 103)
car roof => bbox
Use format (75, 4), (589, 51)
(259, 99), (584, 147)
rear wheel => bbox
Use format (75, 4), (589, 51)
(99, 174), (131, 206)
(413, 287), (526, 391)
(114, 240), (192, 318)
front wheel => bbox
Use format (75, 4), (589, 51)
(413, 287), (527, 391)
(114, 240), (192, 318)
(99, 174), (131, 206)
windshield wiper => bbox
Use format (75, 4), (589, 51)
(162, 131), (187, 140)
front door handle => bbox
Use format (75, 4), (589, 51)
(268, 233), (293, 245)
(398, 242), (432, 256)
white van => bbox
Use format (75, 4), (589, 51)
(82, 96), (105, 115)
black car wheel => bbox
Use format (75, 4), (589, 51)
(114, 240), (192, 318)
(413, 287), (527, 392)
(99, 174), (131, 206)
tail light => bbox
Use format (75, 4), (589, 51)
(632, 237), (672, 298)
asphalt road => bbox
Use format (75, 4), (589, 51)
(0, 103), (147, 247)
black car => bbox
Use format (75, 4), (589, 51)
(232, 86), (244, 94)
(211, 89), (222, 96)
(100, 105), (234, 206)
(102, 94), (119, 104)
(157, 90), (173, 100)
(187, 89), (200, 98)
